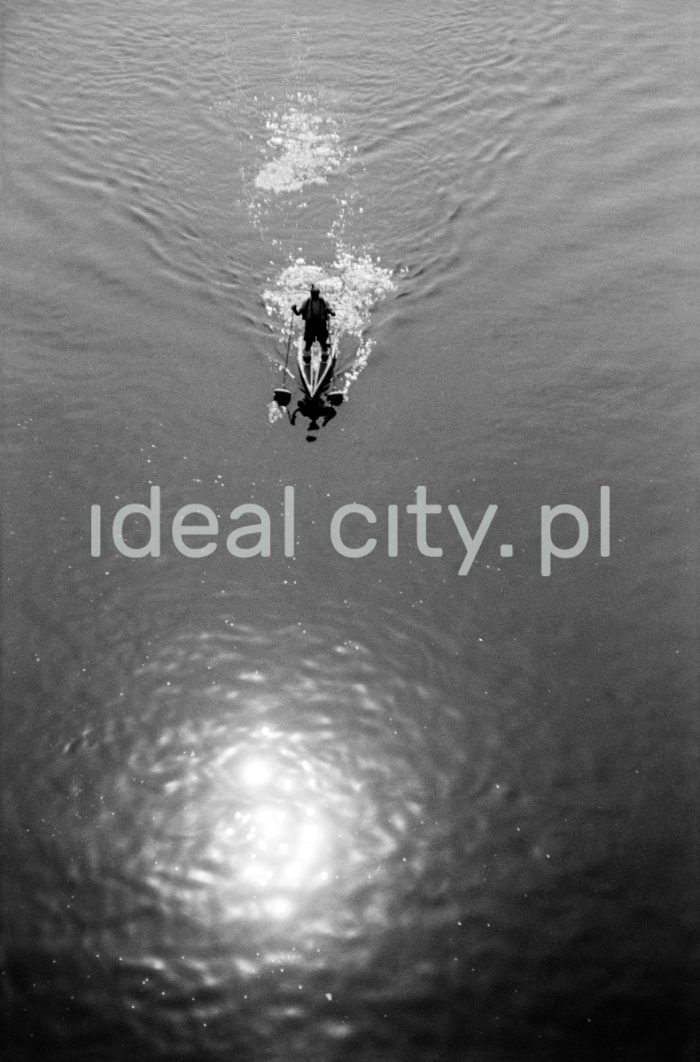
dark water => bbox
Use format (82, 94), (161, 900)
(1, 1), (698, 1059)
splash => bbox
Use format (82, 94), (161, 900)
(267, 400), (287, 423)
(263, 248), (395, 404)
(255, 95), (344, 193)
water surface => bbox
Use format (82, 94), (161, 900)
(2, 1), (698, 1059)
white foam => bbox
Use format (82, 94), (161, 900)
(254, 96), (344, 194)
(263, 248), (395, 395)
(267, 400), (287, 424)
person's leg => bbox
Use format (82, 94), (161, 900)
(303, 323), (313, 357)
(319, 323), (329, 359)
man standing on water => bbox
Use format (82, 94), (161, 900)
(292, 283), (336, 361)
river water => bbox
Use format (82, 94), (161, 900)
(1, 1), (698, 1059)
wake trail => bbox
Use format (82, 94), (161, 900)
(247, 92), (397, 418)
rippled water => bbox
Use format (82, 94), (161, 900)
(2, 1), (698, 1059)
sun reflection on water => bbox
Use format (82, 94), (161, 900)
(211, 728), (336, 924)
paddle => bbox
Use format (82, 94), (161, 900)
(273, 311), (294, 406)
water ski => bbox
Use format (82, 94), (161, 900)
(297, 337), (338, 399)
(273, 387), (292, 406)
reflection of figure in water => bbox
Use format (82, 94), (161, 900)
(292, 283), (335, 359)
(290, 392), (338, 441)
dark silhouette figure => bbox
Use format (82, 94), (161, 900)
(292, 283), (336, 355)
(290, 392), (338, 441)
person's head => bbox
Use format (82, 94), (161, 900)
(310, 283), (320, 296)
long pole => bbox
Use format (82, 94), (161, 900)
(273, 312), (296, 407)
(283, 311), (294, 378)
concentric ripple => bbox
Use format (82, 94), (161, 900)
(5, 600), (481, 1057)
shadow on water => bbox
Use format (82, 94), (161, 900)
(271, 339), (348, 442)
(288, 390), (340, 442)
